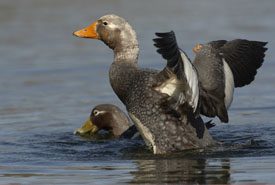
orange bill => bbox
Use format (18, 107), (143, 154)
(73, 21), (98, 39)
(193, 44), (201, 53)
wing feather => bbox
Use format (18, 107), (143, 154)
(209, 39), (268, 87)
(153, 31), (199, 112)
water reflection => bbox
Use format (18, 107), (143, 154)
(131, 158), (231, 184)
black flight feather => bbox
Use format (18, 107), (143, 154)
(209, 39), (268, 87)
(153, 31), (185, 80)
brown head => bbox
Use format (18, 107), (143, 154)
(73, 104), (131, 137)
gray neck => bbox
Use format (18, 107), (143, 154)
(114, 45), (139, 64)
(113, 29), (139, 65)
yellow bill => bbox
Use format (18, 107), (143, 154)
(73, 117), (99, 135)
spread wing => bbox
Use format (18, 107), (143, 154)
(208, 39), (268, 87)
(153, 31), (199, 113)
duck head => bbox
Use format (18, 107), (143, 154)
(73, 104), (131, 137)
(74, 14), (139, 63)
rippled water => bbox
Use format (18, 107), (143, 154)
(1, 0), (275, 184)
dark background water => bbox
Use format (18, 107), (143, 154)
(1, 0), (275, 184)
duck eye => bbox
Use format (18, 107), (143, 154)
(103, 21), (108, 26)
(93, 110), (100, 116)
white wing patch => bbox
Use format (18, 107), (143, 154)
(223, 58), (234, 109)
(155, 51), (199, 112)
(180, 50), (199, 112)
(154, 77), (178, 96)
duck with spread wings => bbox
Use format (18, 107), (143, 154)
(73, 14), (267, 154)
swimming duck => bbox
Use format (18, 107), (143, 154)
(73, 14), (266, 154)
(73, 104), (215, 139)
(73, 104), (140, 139)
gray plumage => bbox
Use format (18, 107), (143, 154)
(194, 40), (267, 123)
(193, 44), (229, 122)
(75, 14), (214, 154)
(74, 14), (267, 153)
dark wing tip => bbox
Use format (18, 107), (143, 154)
(153, 30), (179, 61)
(205, 120), (216, 129)
(154, 30), (189, 80)
(262, 41), (268, 52)
(220, 39), (268, 87)
(155, 31), (175, 38)
(153, 31), (176, 49)
(256, 41), (268, 46)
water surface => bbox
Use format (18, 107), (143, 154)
(1, 0), (275, 184)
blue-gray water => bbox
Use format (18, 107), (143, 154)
(1, 0), (275, 184)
